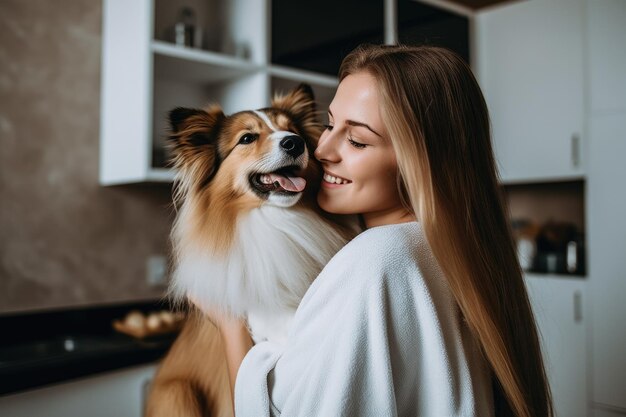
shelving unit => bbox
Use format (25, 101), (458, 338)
(100, 0), (342, 185)
(505, 181), (588, 417)
(502, 180), (586, 277)
(99, 0), (471, 185)
(100, 0), (271, 185)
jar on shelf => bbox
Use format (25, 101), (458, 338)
(169, 7), (202, 49)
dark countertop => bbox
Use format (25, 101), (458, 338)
(0, 300), (180, 396)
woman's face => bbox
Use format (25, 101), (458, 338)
(314, 72), (408, 228)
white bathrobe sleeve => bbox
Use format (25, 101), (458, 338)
(234, 222), (494, 417)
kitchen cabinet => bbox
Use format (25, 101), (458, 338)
(587, 110), (626, 411)
(586, 0), (626, 413)
(524, 274), (588, 417)
(475, 0), (585, 184)
(99, 0), (471, 185)
(480, 0), (626, 414)
(0, 364), (157, 417)
(587, 0), (626, 113)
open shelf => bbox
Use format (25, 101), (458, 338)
(268, 65), (338, 88)
(152, 41), (261, 84)
(503, 180), (586, 277)
(270, 0), (384, 76)
(145, 168), (176, 183)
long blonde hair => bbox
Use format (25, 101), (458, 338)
(339, 44), (552, 417)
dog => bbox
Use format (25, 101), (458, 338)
(145, 84), (358, 417)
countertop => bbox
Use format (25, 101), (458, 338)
(0, 300), (180, 395)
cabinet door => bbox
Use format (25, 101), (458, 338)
(587, 0), (626, 113)
(588, 112), (626, 410)
(524, 275), (588, 417)
(475, 0), (585, 183)
(100, 0), (153, 184)
(0, 364), (157, 417)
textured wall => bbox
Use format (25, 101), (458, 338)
(0, 0), (173, 313)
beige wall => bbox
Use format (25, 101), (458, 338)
(0, 0), (172, 313)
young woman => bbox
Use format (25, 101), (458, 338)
(193, 44), (553, 417)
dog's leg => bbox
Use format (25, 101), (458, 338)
(145, 315), (234, 417)
(145, 379), (206, 417)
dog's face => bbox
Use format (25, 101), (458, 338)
(168, 84), (323, 209)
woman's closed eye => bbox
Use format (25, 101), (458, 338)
(323, 124), (368, 149)
(348, 137), (367, 149)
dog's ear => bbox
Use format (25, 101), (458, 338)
(169, 107), (206, 133)
(271, 83), (323, 146)
(167, 104), (225, 189)
(168, 104), (225, 139)
(271, 83), (316, 123)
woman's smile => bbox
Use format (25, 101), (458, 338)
(322, 170), (352, 187)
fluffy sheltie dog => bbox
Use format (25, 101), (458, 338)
(145, 84), (357, 417)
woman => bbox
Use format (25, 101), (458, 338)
(194, 44), (553, 417)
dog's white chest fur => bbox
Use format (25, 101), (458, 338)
(171, 205), (351, 345)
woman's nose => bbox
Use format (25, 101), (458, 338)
(314, 132), (340, 163)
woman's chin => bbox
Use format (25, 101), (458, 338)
(317, 192), (348, 215)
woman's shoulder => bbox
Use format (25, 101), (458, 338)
(331, 220), (448, 298)
(300, 220), (444, 310)
(313, 221), (429, 292)
(337, 220), (424, 265)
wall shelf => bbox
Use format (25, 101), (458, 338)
(145, 168), (175, 183)
(100, 0), (471, 185)
(152, 40), (261, 83)
(267, 65), (338, 88)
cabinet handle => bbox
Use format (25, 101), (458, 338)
(573, 290), (583, 322)
(571, 134), (580, 168)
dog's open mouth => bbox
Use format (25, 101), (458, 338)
(249, 165), (306, 196)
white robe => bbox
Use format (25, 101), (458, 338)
(234, 221), (494, 417)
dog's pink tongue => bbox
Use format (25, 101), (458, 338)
(268, 173), (306, 192)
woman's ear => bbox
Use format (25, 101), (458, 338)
(167, 104), (225, 186)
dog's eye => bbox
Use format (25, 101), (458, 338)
(238, 133), (258, 145)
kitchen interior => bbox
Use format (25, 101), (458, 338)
(0, 0), (624, 416)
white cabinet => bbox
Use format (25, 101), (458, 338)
(477, 0), (626, 414)
(0, 364), (157, 417)
(524, 274), (588, 417)
(475, 0), (585, 184)
(586, 1), (626, 412)
(587, 0), (626, 113)
(99, 0), (339, 185)
(588, 113), (626, 411)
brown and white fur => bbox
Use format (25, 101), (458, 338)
(145, 84), (357, 417)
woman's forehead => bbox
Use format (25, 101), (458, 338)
(329, 73), (386, 135)
(332, 73), (377, 109)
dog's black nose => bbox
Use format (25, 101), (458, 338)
(280, 135), (305, 158)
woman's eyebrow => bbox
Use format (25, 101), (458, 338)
(328, 109), (383, 138)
